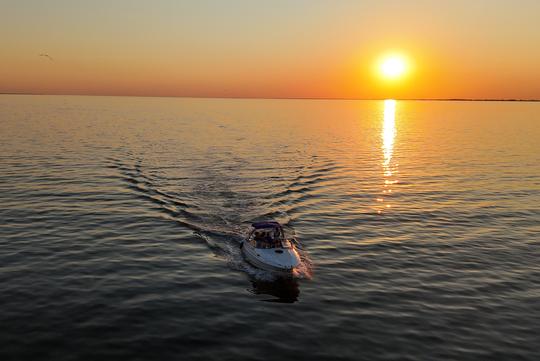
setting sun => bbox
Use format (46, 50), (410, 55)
(380, 55), (408, 79)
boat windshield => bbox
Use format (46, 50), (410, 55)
(250, 227), (288, 249)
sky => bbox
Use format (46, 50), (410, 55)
(1, 0), (540, 99)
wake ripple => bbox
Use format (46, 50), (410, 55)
(107, 156), (313, 282)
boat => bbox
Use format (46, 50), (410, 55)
(241, 221), (301, 276)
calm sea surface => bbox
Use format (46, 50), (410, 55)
(1, 95), (539, 360)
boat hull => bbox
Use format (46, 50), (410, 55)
(241, 242), (299, 277)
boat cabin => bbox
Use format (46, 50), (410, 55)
(248, 221), (292, 249)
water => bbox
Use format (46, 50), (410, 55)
(1, 95), (539, 360)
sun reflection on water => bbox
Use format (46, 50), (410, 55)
(377, 99), (398, 213)
(383, 99), (396, 173)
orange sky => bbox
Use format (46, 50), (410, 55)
(2, 1), (540, 99)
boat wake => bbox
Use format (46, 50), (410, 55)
(107, 155), (313, 288)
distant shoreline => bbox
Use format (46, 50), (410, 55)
(1, 92), (539, 102)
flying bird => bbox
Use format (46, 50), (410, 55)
(39, 53), (54, 61)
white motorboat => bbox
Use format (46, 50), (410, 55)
(241, 221), (301, 276)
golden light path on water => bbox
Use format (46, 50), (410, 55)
(377, 99), (398, 213)
(383, 99), (396, 173)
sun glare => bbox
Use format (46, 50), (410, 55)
(380, 55), (407, 79)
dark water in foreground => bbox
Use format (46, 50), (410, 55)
(1, 95), (539, 360)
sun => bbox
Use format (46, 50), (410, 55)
(379, 55), (408, 79)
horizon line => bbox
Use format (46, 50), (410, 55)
(1, 92), (539, 102)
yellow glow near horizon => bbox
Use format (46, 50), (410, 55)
(379, 55), (407, 79)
